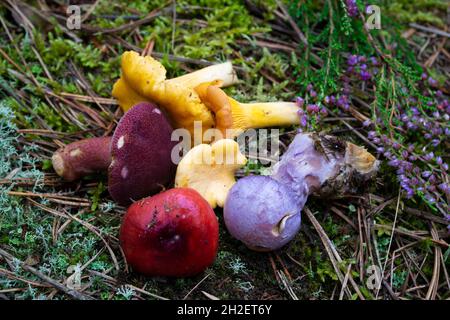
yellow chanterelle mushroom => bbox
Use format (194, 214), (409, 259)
(112, 51), (300, 143)
(174, 139), (247, 208)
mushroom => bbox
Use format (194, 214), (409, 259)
(271, 132), (379, 198)
(194, 83), (300, 138)
(108, 102), (177, 205)
(112, 51), (300, 143)
(223, 132), (378, 251)
(52, 136), (112, 182)
(174, 139), (247, 208)
(120, 188), (219, 277)
(112, 51), (238, 138)
(224, 175), (301, 251)
(52, 102), (177, 205)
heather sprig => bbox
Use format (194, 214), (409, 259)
(294, 46), (448, 220)
(335, 55), (449, 217)
(295, 84), (328, 132)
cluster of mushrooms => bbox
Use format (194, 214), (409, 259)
(52, 51), (378, 277)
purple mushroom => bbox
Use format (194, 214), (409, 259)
(52, 136), (112, 182)
(108, 102), (177, 205)
(272, 133), (379, 198)
(224, 175), (301, 251)
(224, 132), (379, 251)
(52, 102), (177, 206)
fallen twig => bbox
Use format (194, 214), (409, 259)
(0, 247), (93, 300)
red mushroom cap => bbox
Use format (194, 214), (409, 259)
(108, 102), (177, 205)
(120, 188), (219, 277)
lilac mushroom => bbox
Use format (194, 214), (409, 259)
(272, 133), (379, 199)
(224, 175), (301, 251)
(224, 132), (379, 252)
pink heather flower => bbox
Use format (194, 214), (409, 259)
(360, 71), (371, 81)
(431, 139), (440, 147)
(306, 104), (320, 113)
(296, 97), (305, 108)
(346, 2), (358, 17)
(358, 56), (367, 63)
(425, 195), (436, 203)
(388, 159), (400, 167)
(428, 77), (438, 87)
(438, 183), (449, 194)
(348, 55), (358, 66)
(300, 115), (308, 127)
(370, 56), (379, 66)
(422, 171), (432, 178)
(362, 119), (371, 127)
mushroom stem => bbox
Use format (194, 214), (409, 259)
(52, 136), (112, 181)
(167, 61), (238, 88)
(271, 133), (378, 199)
(197, 85), (300, 137)
(113, 61), (238, 114)
(230, 100), (300, 130)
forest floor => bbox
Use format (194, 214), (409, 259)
(0, 0), (449, 300)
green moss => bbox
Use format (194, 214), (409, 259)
(385, 0), (447, 26)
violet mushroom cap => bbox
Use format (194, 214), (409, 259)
(224, 175), (301, 251)
(108, 102), (177, 205)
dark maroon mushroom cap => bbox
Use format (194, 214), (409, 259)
(108, 102), (177, 205)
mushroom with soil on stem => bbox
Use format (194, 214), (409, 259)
(174, 139), (247, 209)
(270, 132), (379, 198)
(52, 102), (177, 206)
(223, 132), (379, 251)
(112, 51), (301, 143)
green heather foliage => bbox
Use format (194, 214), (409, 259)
(288, 0), (448, 215)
